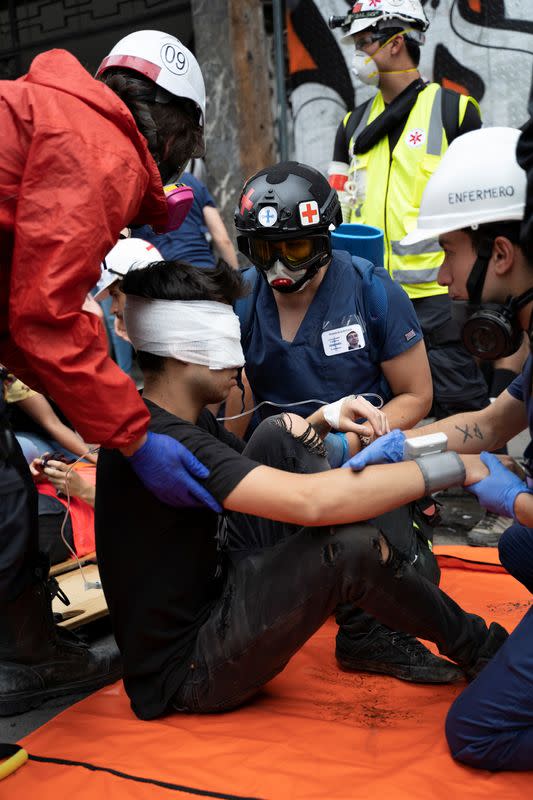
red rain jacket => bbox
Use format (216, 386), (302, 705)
(0, 50), (168, 448)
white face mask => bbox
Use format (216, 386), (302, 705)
(351, 51), (380, 87)
(266, 260), (309, 293)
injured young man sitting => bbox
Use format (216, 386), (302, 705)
(95, 260), (507, 721)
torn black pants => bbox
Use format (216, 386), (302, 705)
(173, 417), (488, 713)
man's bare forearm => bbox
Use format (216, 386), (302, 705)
(405, 410), (498, 453)
(380, 392), (431, 432)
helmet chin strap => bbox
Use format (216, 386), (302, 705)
(466, 237), (494, 305)
(466, 236), (533, 315)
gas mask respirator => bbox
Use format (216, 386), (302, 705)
(452, 238), (533, 360)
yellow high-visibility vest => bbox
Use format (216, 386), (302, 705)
(345, 83), (475, 300)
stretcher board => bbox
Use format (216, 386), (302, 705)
(51, 564), (108, 629)
(9, 545), (532, 798)
(50, 552), (97, 578)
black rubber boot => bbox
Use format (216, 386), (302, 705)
(0, 577), (121, 716)
(335, 623), (464, 684)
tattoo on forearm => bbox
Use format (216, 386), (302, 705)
(455, 423), (484, 444)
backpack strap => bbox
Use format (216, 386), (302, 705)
(350, 255), (389, 363)
(440, 87), (461, 146)
(344, 98), (373, 156)
(234, 267), (261, 350)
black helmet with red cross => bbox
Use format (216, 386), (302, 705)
(234, 162), (342, 281)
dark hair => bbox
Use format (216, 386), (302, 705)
(381, 26), (421, 67)
(122, 260), (248, 373)
(464, 221), (532, 269)
(99, 69), (204, 173)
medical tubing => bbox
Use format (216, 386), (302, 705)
(414, 451), (466, 496)
(216, 393), (384, 422)
(59, 448), (102, 591)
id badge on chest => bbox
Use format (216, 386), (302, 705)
(321, 323), (366, 357)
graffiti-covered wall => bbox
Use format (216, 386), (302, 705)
(287, 0), (533, 175)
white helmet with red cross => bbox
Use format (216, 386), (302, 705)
(96, 30), (206, 124)
(341, 0), (429, 41)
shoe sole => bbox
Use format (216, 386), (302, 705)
(466, 533), (502, 547)
(336, 655), (463, 684)
(0, 665), (122, 716)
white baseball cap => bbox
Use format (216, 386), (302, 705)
(94, 238), (163, 301)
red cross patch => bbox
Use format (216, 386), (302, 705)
(299, 200), (320, 227)
(239, 188), (255, 215)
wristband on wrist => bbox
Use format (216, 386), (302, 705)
(414, 451), (466, 495)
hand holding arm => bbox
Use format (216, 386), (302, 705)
(343, 429), (406, 470)
(126, 431), (222, 511)
(465, 451), (532, 519)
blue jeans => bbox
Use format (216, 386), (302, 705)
(15, 432), (76, 464)
(446, 523), (533, 771)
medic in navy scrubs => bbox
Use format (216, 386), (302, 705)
(233, 161), (432, 465)
(229, 162), (461, 687)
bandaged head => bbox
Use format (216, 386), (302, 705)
(124, 297), (245, 370)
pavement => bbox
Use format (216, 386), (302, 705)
(0, 427), (529, 745)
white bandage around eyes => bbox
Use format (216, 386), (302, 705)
(124, 297), (245, 370)
(322, 395), (356, 429)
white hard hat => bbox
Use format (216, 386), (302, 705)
(94, 238), (163, 301)
(401, 127), (526, 248)
(96, 30), (206, 124)
(342, 0), (428, 41)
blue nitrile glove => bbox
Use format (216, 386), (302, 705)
(342, 429), (406, 471)
(127, 431), (222, 512)
(466, 451), (531, 519)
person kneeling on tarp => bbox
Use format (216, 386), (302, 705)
(374, 125), (533, 771)
(95, 259), (506, 721)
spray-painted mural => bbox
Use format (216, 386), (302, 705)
(287, 0), (533, 174)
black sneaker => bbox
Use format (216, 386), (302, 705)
(336, 626), (463, 684)
(463, 622), (508, 682)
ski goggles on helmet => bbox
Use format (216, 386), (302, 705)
(239, 235), (331, 272)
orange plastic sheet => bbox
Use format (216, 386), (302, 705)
(7, 546), (532, 799)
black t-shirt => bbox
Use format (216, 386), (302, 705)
(95, 399), (258, 720)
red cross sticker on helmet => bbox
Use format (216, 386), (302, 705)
(299, 201), (320, 226)
(240, 188), (255, 216)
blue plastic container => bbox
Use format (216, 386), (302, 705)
(331, 223), (384, 269)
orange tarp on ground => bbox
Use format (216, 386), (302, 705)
(7, 547), (532, 799)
